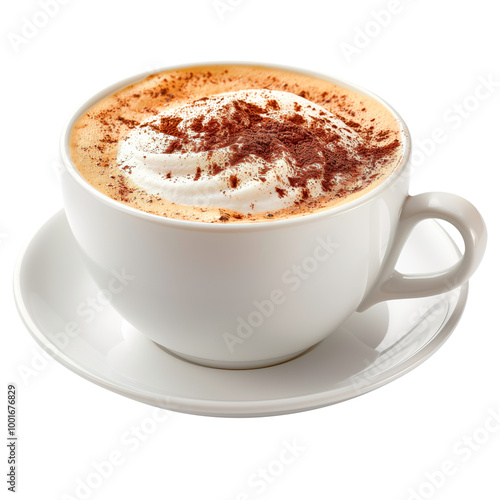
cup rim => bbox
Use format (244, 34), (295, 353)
(60, 61), (411, 232)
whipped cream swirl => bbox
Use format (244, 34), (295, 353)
(117, 89), (362, 213)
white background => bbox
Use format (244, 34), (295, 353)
(2, 0), (499, 499)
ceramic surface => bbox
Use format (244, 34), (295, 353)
(14, 211), (468, 417)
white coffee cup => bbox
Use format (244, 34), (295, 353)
(60, 64), (487, 369)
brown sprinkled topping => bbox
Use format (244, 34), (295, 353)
(229, 174), (238, 188)
(117, 116), (140, 128)
(275, 187), (287, 198)
(136, 94), (399, 199)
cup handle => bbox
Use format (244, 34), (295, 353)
(357, 192), (487, 312)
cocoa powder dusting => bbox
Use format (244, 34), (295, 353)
(229, 174), (238, 188)
(142, 95), (400, 199)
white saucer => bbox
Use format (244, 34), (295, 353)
(14, 210), (467, 418)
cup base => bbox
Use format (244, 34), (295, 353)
(153, 343), (318, 370)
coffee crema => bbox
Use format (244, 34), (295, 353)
(70, 65), (404, 223)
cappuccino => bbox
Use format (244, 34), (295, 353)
(70, 65), (404, 223)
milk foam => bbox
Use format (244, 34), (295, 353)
(117, 89), (361, 213)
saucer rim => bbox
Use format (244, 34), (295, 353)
(13, 210), (468, 418)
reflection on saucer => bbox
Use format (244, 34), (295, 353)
(107, 304), (389, 401)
